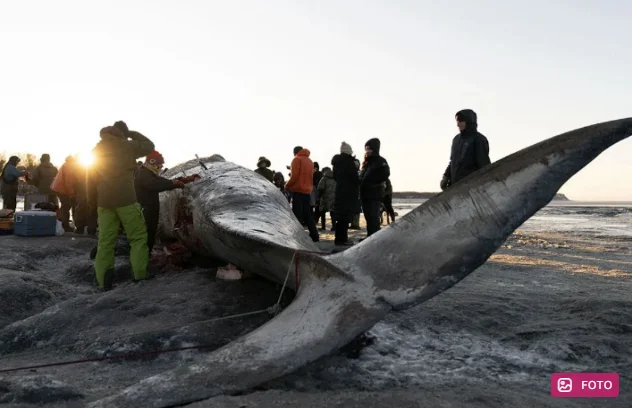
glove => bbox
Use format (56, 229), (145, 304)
(440, 176), (450, 191)
(173, 180), (186, 188)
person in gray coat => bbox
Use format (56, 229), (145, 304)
(32, 154), (59, 204)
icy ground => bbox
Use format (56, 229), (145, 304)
(0, 204), (631, 407)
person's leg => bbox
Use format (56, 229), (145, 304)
(363, 199), (381, 236)
(143, 207), (159, 255)
(3, 193), (17, 210)
(299, 193), (319, 242)
(47, 194), (58, 207)
(87, 204), (98, 236)
(70, 197), (77, 226)
(334, 214), (350, 244)
(319, 210), (327, 230)
(94, 207), (120, 289)
(117, 203), (149, 281)
(330, 212), (336, 231)
(384, 195), (395, 222)
(58, 195), (71, 230)
(74, 196), (88, 234)
(350, 213), (360, 229)
(291, 192), (303, 224)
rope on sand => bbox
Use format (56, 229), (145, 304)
(0, 248), (327, 374)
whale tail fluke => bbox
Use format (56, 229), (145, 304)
(328, 118), (632, 309)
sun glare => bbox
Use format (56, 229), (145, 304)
(79, 152), (94, 167)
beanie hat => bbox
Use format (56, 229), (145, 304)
(365, 138), (381, 155)
(113, 120), (129, 135)
(340, 142), (353, 155)
(146, 150), (164, 166)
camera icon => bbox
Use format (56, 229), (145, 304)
(557, 378), (572, 392)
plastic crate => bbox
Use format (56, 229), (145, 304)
(13, 210), (57, 237)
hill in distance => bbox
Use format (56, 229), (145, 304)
(393, 192), (570, 201)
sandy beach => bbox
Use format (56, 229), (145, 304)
(0, 204), (630, 407)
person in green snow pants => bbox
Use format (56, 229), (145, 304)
(91, 121), (155, 290)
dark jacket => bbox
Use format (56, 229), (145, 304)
(443, 130), (490, 185)
(92, 126), (155, 208)
(443, 109), (491, 185)
(1, 162), (26, 195)
(384, 178), (393, 197)
(32, 162), (58, 195)
(313, 171), (323, 192)
(134, 165), (177, 218)
(255, 167), (274, 182)
(359, 138), (390, 201)
(331, 153), (360, 218)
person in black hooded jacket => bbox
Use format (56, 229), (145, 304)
(441, 109), (491, 190)
(359, 138), (390, 237)
(331, 142), (359, 245)
(134, 151), (185, 254)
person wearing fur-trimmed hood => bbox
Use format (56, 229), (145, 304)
(255, 156), (274, 182)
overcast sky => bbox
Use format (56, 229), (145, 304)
(0, 0), (630, 200)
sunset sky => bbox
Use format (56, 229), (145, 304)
(0, 0), (630, 200)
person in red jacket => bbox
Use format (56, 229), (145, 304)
(285, 146), (319, 242)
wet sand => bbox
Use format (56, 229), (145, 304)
(0, 216), (630, 407)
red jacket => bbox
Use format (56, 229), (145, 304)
(285, 149), (314, 194)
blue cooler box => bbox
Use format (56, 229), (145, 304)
(13, 211), (57, 237)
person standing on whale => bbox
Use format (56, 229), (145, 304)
(441, 109), (491, 190)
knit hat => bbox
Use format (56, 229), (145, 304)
(146, 150), (164, 166)
(365, 138), (381, 155)
(340, 142), (353, 155)
(113, 120), (129, 135)
(257, 156), (271, 167)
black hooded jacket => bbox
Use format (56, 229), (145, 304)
(443, 109), (491, 185)
(134, 165), (177, 220)
(359, 138), (390, 201)
(331, 153), (360, 218)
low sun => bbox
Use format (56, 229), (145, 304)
(79, 152), (94, 167)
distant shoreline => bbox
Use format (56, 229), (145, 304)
(393, 192), (571, 201)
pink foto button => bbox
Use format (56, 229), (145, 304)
(551, 373), (619, 398)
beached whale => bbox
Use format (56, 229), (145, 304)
(92, 118), (632, 407)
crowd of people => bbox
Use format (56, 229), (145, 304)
(253, 109), (490, 246)
(0, 108), (490, 290)
(257, 140), (393, 246)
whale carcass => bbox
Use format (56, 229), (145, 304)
(92, 118), (632, 407)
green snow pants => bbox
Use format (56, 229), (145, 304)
(94, 203), (149, 288)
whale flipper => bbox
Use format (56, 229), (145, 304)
(88, 259), (389, 407)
